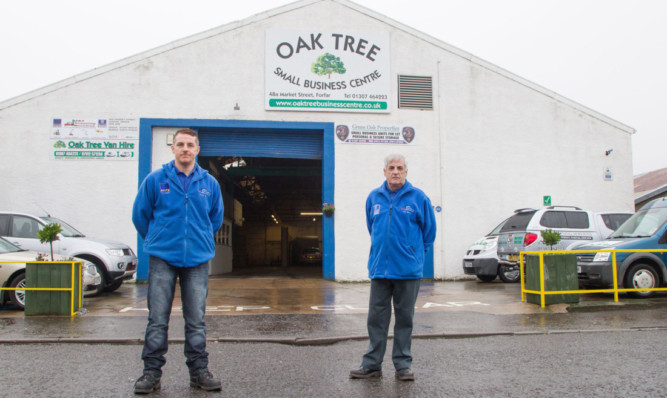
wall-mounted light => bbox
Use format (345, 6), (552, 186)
(605, 149), (613, 156)
(167, 134), (174, 145)
(300, 212), (322, 216)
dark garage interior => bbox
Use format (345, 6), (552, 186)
(200, 156), (323, 277)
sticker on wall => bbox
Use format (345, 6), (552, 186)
(51, 118), (139, 160)
(335, 123), (417, 145)
(265, 30), (390, 113)
(603, 167), (613, 181)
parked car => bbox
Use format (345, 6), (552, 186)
(462, 217), (509, 282)
(0, 237), (102, 310)
(574, 197), (667, 298)
(496, 206), (633, 283)
(298, 247), (322, 265)
(0, 211), (137, 296)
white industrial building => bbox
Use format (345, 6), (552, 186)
(0, 0), (635, 281)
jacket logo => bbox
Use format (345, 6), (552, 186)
(198, 188), (211, 197)
(401, 205), (414, 213)
(159, 183), (170, 193)
(373, 204), (381, 215)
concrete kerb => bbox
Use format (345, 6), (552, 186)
(2, 327), (666, 345)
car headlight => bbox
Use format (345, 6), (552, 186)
(593, 252), (611, 262)
(84, 263), (97, 275)
(106, 249), (124, 257)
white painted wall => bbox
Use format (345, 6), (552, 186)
(0, 0), (634, 281)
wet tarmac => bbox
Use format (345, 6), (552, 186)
(0, 273), (665, 344)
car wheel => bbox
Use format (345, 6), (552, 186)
(498, 264), (520, 283)
(9, 272), (26, 310)
(477, 275), (497, 283)
(86, 260), (106, 297)
(103, 279), (123, 293)
(624, 263), (659, 298)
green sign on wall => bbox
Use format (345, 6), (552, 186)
(544, 196), (552, 206)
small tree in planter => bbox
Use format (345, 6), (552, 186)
(541, 229), (561, 250)
(37, 223), (62, 261)
(525, 228), (578, 305)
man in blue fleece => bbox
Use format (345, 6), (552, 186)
(350, 154), (436, 382)
(132, 128), (224, 394)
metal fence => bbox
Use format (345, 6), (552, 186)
(520, 249), (667, 307)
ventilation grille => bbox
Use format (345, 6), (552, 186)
(398, 75), (433, 110)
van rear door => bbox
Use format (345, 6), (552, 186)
(497, 210), (536, 260)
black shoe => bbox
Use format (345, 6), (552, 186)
(134, 374), (161, 394)
(395, 368), (415, 381)
(190, 370), (222, 391)
(349, 367), (382, 379)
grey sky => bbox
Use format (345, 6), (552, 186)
(2, 0), (664, 174)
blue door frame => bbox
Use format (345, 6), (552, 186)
(135, 118), (335, 280)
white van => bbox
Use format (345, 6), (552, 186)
(462, 217), (509, 282)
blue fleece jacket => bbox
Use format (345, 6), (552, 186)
(132, 161), (224, 267)
(366, 180), (436, 279)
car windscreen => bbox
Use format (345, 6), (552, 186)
(487, 217), (510, 236)
(0, 237), (22, 253)
(39, 217), (85, 237)
(499, 211), (536, 233)
(609, 208), (667, 238)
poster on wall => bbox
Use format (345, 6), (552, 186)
(334, 123), (417, 145)
(51, 118), (139, 160)
(265, 30), (390, 113)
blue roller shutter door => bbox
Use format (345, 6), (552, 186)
(198, 129), (322, 159)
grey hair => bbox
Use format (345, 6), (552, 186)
(384, 153), (407, 169)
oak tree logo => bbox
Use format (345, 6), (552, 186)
(311, 53), (346, 79)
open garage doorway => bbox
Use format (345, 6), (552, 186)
(136, 119), (335, 281)
(200, 156), (323, 278)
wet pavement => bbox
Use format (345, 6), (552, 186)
(0, 275), (665, 343)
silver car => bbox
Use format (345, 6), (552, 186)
(0, 211), (137, 296)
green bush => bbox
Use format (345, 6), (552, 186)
(541, 229), (561, 250)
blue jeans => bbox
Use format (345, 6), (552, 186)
(361, 279), (420, 371)
(142, 256), (210, 377)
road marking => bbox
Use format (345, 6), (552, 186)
(118, 301), (490, 313)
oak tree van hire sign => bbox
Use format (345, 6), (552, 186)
(51, 118), (138, 160)
(265, 30), (390, 113)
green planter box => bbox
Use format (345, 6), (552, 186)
(25, 262), (81, 316)
(525, 254), (579, 305)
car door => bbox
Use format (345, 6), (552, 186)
(6, 215), (58, 254)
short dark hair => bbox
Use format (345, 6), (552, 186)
(173, 128), (199, 145)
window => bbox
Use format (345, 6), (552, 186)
(565, 212), (590, 229)
(12, 216), (41, 239)
(500, 211), (536, 232)
(215, 221), (232, 247)
(601, 214), (632, 231)
(540, 211), (589, 229)
(0, 215), (9, 235)
(540, 211), (567, 228)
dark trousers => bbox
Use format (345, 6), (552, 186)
(361, 278), (421, 371)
